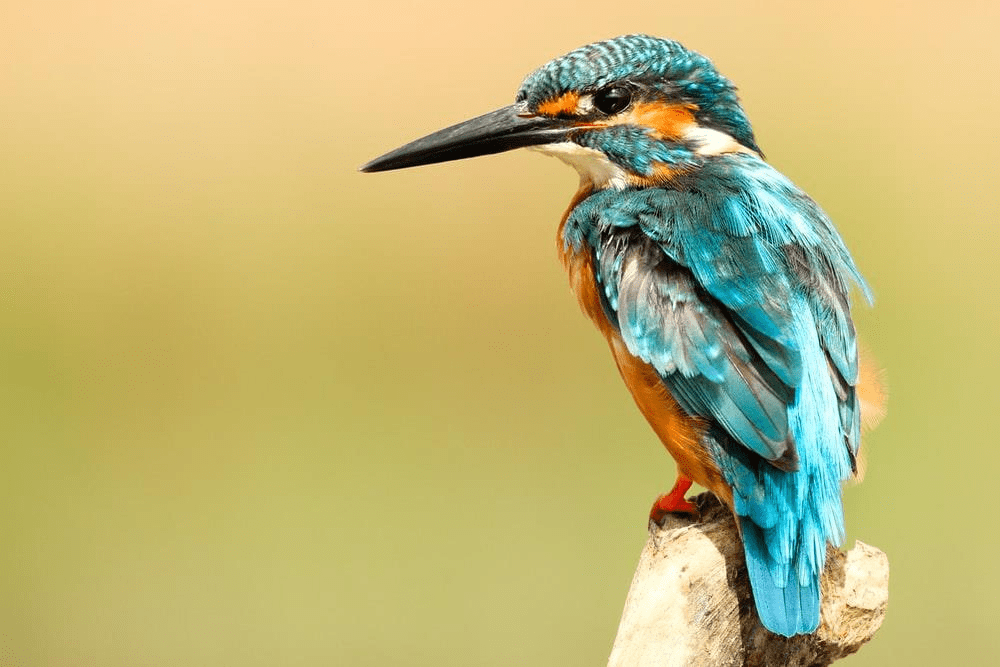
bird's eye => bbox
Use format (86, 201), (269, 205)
(593, 86), (632, 115)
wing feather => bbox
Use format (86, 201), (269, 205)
(565, 154), (870, 637)
(572, 154), (866, 470)
(599, 228), (795, 465)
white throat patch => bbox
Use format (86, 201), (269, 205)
(531, 142), (630, 190)
(532, 127), (754, 189)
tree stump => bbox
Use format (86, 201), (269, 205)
(607, 494), (888, 667)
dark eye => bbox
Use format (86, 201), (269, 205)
(593, 86), (632, 115)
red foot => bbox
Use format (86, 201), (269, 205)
(649, 476), (698, 523)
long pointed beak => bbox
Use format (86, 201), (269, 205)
(359, 103), (574, 173)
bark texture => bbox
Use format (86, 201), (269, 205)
(607, 494), (888, 667)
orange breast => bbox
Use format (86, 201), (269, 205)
(556, 198), (731, 505)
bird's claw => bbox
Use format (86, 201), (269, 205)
(649, 476), (700, 524)
(649, 492), (700, 524)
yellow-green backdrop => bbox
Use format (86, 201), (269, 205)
(4, 1), (997, 664)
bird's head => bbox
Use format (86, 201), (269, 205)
(361, 35), (760, 188)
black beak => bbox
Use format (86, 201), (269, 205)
(359, 103), (575, 173)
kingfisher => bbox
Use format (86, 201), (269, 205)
(361, 35), (881, 637)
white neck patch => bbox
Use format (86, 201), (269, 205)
(532, 127), (755, 189)
(683, 126), (756, 156)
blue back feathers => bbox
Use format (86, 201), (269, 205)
(565, 150), (868, 635)
(516, 34), (761, 154)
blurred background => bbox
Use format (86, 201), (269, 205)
(3, 1), (997, 664)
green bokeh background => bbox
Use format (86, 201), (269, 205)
(4, 1), (997, 664)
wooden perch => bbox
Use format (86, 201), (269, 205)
(607, 494), (888, 667)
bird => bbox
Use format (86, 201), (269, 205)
(361, 34), (882, 637)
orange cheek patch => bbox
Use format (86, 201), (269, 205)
(623, 101), (698, 139)
(537, 91), (581, 116)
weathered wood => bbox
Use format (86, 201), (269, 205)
(607, 494), (888, 667)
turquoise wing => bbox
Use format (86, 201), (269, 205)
(565, 154), (869, 636)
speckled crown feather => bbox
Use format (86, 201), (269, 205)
(516, 34), (759, 153)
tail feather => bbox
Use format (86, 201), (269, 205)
(700, 301), (858, 637)
(740, 517), (820, 636)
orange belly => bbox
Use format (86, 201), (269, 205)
(557, 207), (731, 505)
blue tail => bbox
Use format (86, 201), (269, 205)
(703, 298), (856, 637)
(740, 517), (820, 636)
(709, 423), (839, 637)
(712, 405), (850, 636)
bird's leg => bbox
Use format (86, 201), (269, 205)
(649, 475), (698, 523)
